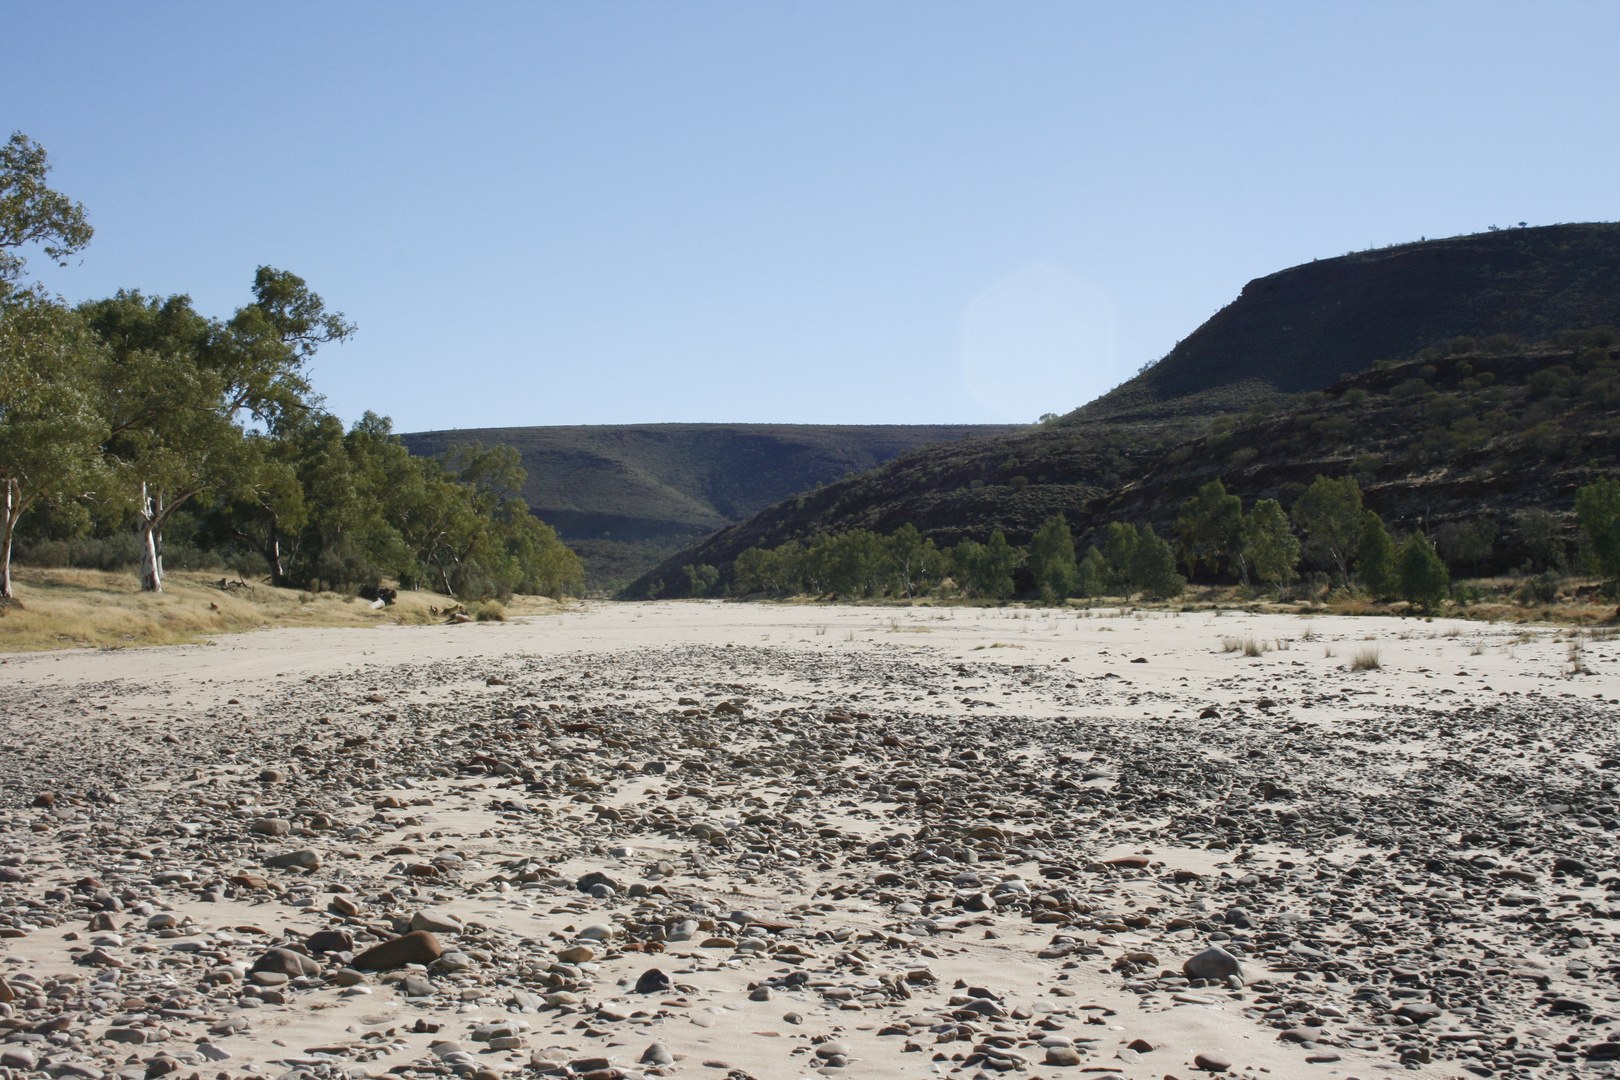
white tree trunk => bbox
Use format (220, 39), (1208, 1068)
(0, 481), (15, 601)
(138, 481), (163, 593)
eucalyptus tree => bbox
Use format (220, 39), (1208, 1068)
(1292, 475), (1365, 588)
(81, 269), (352, 591)
(0, 133), (99, 599)
(0, 297), (106, 598)
(0, 132), (92, 295)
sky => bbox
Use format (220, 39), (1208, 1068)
(6, 2), (1620, 430)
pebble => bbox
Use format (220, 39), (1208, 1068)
(1045, 1045), (1083, 1066)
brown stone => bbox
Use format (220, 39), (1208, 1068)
(351, 930), (443, 971)
(251, 947), (321, 977)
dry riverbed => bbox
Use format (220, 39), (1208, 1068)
(0, 602), (1616, 1080)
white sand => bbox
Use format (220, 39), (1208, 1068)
(0, 601), (1614, 1080)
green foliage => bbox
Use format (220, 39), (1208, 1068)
(0, 132), (93, 292)
(682, 563), (720, 597)
(1435, 515), (1496, 573)
(1028, 514), (1076, 604)
(0, 295), (107, 597)
(954, 530), (1019, 600)
(1510, 508), (1565, 571)
(1292, 475), (1364, 587)
(1100, 522), (1138, 588)
(1396, 533), (1449, 610)
(886, 523), (949, 598)
(1240, 498), (1299, 594)
(1127, 526), (1185, 599)
(815, 530), (889, 598)
(6, 256), (582, 601)
(1075, 546), (1109, 598)
(1355, 511), (1396, 599)
(1090, 521), (1183, 598)
(1175, 478), (1242, 578)
(1576, 476), (1620, 582)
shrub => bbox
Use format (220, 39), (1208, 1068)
(1516, 570), (1562, 605)
(15, 534), (143, 571)
(1129, 526), (1185, 599)
(1356, 511), (1396, 599)
(1396, 534), (1449, 611)
(1576, 477), (1620, 583)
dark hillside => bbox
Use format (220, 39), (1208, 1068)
(1077, 223), (1620, 422)
(620, 420), (1190, 596)
(626, 225), (1620, 598)
(629, 339), (1620, 596)
(400, 423), (1016, 588)
(1092, 341), (1620, 569)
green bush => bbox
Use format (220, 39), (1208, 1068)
(15, 534), (142, 571)
(1576, 477), (1620, 583)
(1396, 534), (1449, 611)
(1516, 570), (1562, 605)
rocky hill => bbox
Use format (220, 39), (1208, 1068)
(399, 423), (1016, 588)
(626, 224), (1620, 597)
(1078, 222), (1620, 422)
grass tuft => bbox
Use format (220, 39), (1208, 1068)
(468, 599), (507, 622)
(1348, 645), (1382, 671)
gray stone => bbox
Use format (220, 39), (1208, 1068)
(1395, 1001), (1441, 1024)
(1183, 947), (1243, 983)
(251, 947), (321, 977)
(264, 848), (320, 870)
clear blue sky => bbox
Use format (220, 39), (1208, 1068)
(7, 2), (1619, 430)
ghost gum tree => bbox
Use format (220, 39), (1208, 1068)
(0, 133), (98, 600)
(0, 298), (107, 600)
(82, 271), (352, 592)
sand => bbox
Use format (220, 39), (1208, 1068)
(0, 600), (1616, 1080)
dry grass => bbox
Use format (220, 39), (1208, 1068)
(0, 567), (561, 653)
(1348, 645), (1382, 672)
(1220, 634), (1267, 657)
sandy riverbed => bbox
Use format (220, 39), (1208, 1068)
(0, 601), (1616, 1080)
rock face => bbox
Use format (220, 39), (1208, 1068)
(351, 930), (443, 970)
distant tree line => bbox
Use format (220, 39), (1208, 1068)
(714, 472), (1620, 610)
(0, 133), (582, 601)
